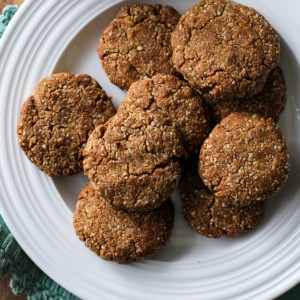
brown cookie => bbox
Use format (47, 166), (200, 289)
(171, 0), (280, 100)
(98, 4), (180, 90)
(118, 74), (210, 154)
(205, 67), (286, 126)
(83, 109), (186, 211)
(180, 160), (265, 238)
(17, 73), (116, 176)
(73, 183), (174, 263)
(199, 113), (289, 206)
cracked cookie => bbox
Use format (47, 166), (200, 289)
(180, 160), (265, 238)
(199, 112), (289, 206)
(98, 4), (180, 90)
(118, 73), (210, 154)
(74, 183), (174, 263)
(205, 67), (286, 126)
(83, 109), (186, 211)
(171, 0), (280, 100)
(17, 72), (116, 176)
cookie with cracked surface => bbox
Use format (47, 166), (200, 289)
(98, 4), (180, 90)
(17, 72), (116, 176)
(171, 0), (280, 101)
(205, 67), (286, 126)
(199, 112), (289, 206)
(83, 109), (186, 211)
(118, 73), (210, 154)
(73, 183), (174, 263)
(180, 160), (265, 238)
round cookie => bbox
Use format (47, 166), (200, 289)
(199, 112), (289, 206)
(118, 74), (210, 154)
(98, 4), (180, 90)
(171, 0), (280, 100)
(180, 160), (265, 238)
(17, 73), (116, 176)
(83, 109), (186, 211)
(205, 67), (286, 126)
(74, 183), (174, 263)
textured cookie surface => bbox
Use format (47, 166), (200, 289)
(98, 4), (180, 90)
(83, 109), (185, 211)
(118, 74), (210, 154)
(17, 73), (116, 176)
(199, 113), (289, 206)
(171, 0), (280, 100)
(205, 67), (286, 126)
(74, 183), (174, 263)
(180, 160), (265, 238)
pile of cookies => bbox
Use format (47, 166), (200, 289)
(79, 72), (211, 262)
(17, 0), (290, 263)
(180, 112), (289, 238)
(172, 0), (289, 238)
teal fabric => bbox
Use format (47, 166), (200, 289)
(278, 285), (300, 300)
(0, 5), (18, 38)
(0, 5), (79, 300)
(0, 216), (78, 299)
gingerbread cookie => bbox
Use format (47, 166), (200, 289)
(199, 113), (289, 206)
(74, 183), (174, 263)
(171, 0), (280, 100)
(98, 4), (180, 90)
(17, 73), (116, 176)
(118, 74), (210, 154)
(180, 160), (265, 238)
(205, 67), (286, 125)
(83, 109), (186, 211)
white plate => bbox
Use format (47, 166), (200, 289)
(0, 0), (300, 299)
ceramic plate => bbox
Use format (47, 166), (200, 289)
(0, 0), (300, 299)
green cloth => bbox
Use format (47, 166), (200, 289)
(0, 5), (18, 38)
(0, 216), (78, 299)
(0, 6), (79, 300)
(0, 4), (299, 300)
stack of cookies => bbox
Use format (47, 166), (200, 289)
(16, 0), (290, 264)
(173, 0), (290, 237)
(180, 112), (289, 238)
(79, 73), (210, 263)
